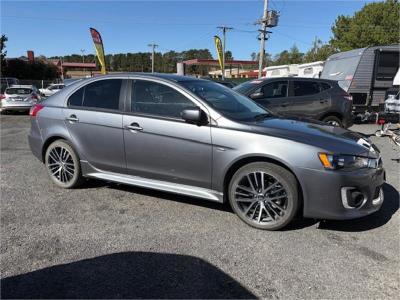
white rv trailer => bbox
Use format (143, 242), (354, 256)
(297, 61), (325, 78)
(263, 64), (299, 78)
(320, 45), (399, 112)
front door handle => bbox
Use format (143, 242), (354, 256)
(125, 122), (143, 132)
(66, 114), (79, 123)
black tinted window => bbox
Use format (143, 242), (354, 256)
(320, 82), (331, 91)
(293, 81), (321, 96)
(376, 51), (399, 80)
(261, 81), (288, 98)
(83, 79), (122, 110)
(68, 87), (84, 106)
(132, 80), (195, 118)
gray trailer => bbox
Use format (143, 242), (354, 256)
(321, 44), (399, 113)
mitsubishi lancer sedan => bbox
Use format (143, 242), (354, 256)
(28, 74), (384, 230)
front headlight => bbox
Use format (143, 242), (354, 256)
(318, 153), (378, 170)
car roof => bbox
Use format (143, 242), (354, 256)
(87, 72), (204, 83)
(255, 77), (337, 84)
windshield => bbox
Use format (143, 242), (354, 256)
(181, 80), (268, 121)
(320, 55), (361, 91)
(233, 79), (264, 94)
(5, 88), (32, 95)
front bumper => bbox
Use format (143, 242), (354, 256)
(296, 166), (385, 220)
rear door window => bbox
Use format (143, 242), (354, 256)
(261, 81), (288, 98)
(293, 81), (321, 96)
(68, 79), (122, 110)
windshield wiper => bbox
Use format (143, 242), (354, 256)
(254, 113), (273, 121)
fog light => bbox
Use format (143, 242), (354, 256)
(341, 187), (367, 209)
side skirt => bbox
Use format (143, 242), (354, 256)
(80, 160), (224, 203)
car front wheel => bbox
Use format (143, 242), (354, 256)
(45, 140), (84, 188)
(228, 162), (299, 230)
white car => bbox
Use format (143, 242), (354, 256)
(39, 84), (65, 97)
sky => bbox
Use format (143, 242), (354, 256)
(1, 0), (373, 60)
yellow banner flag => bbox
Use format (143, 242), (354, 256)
(90, 28), (107, 74)
(214, 35), (224, 71)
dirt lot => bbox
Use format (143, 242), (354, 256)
(1, 114), (399, 299)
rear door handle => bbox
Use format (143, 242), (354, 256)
(125, 122), (143, 132)
(66, 114), (79, 123)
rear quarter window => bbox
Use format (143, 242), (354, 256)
(68, 87), (84, 106)
(320, 82), (332, 91)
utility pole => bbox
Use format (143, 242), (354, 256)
(256, 0), (278, 78)
(80, 49), (86, 76)
(148, 43), (158, 73)
(217, 26), (233, 80)
(258, 0), (268, 78)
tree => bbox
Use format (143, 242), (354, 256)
(1, 35), (8, 75)
(225, 51), (234, 61)
(303, 38), (337, 63)
(3, 59), (59, 80)
(250, 52), (272, 66)
(330, 0), (400, 51)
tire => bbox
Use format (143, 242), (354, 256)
(375, 130), (383, 137)
(228, 162), (299, 230)
(44, 139), (84, 188)
(322, 115), (343, 127)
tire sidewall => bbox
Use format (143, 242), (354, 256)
(45, 140), (82, 189)
(228, 162), (298, 230)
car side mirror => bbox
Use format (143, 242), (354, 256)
(250, 91), (263, 99)
(181, 107), (208, 126)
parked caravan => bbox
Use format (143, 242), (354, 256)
(264, 64), (299, 78)
(320, 45), (399, 113)
(297, 61), (324, 78)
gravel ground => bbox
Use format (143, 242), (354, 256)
(1, 114), (399, 299)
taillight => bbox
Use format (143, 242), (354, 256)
(343, 93), (353, 101)
(0, 94), (5, 100)
(29, 104), (44, 117)
(377, 119), (386, 125)
(31, 93), (38, 100)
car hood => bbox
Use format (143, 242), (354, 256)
(250, 117), (378, 157)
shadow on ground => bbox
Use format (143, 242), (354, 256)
(83, 179), (233, 213)
(318, 183), (399, 232)
(83, 180), (398, 232)
(1, 252), (256, 299)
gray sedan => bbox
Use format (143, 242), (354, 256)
(28, 74), (384, 230)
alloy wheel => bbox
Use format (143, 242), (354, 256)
(234, 171), (288, 225)
(326, 120), (340, 126)
(47, 146), (75, 184)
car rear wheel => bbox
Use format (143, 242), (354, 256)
(45, 140), (84, 188)
(322, 115), (343, 127)
(228, 162), (299, 230)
